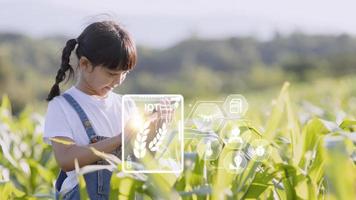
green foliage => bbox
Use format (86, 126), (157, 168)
(1, 32), (356, 112)
(1, 78), (356, 199)
(1, 31), (356, 199)
(0, 95), (57, 199)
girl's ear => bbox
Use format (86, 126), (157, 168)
(79, 56), (94, 72)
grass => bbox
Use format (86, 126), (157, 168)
(0, 76), (356, 199)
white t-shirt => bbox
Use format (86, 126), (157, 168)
(43, 86), (136, 194)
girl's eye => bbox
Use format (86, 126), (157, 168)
(120, 71), (129, 77)
(108, 71), (129, 76)
(108, 72), (118, 76)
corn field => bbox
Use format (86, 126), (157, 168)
(1, 78), (356, 200)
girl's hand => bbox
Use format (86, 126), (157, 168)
(144, 98), (174, 126)
(155, 98), (175, 124)
(123, 118), (137, 143)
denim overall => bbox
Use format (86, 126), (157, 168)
(55, 93), (112, 200)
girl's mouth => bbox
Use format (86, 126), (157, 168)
(104, 86), (113, 91)
(105, 84), (118, 90)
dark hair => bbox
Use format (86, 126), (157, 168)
(46, 21), (137, 101)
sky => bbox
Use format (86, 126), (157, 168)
(0, 0), (355, 48)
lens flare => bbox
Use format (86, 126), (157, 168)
(128, 113), (148, 132)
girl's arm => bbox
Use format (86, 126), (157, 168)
(51, 135), (121, 172)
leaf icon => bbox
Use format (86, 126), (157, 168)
(148, 122), (168, 152)
(133, 120), (151, 159)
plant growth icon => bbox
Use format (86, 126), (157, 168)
(133, 121), (150, 159)
(148, 122), (168, 152)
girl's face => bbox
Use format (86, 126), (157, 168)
(77, 57), (129, 97)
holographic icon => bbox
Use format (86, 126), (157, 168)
(229, 155), (243, 170)
(248, 139), (271, 162)
(148, 123), (168, 152)
(126, 155), (132, 169)
(122, 95), (184, 173)
(255, 146), (265, 157)
(228, 127), (243, 143)
(198, 114), (217, 124)
(205, 140), (213, 157)
(197, 136), (222, 160)
(229, 98), (242, 114)
(223, 94), (248, 118)
(220, 120), (252, 150)
(223, 151), (247, 174)
(133, 121), (150, 159)
(191, 102), (224, 132)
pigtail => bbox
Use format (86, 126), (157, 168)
(46, 39), (77, 101)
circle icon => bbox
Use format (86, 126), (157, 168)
(219, 121), (252, 150)
(223, 151), (248, 174)
(197, 135), (222, 160)
(225, 127), (244, 149)
(248, 139), (271, 162)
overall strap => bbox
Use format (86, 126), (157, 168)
(56, 93), (100, 194)
(62, 93), (97, 142)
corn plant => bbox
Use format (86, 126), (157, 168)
(1, 78), (356, 199)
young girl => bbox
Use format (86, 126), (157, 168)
(43, 21), (137, 200)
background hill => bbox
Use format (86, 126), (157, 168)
(1, 32), (356, 113)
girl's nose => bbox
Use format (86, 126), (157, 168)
(112, 77), (121, 85)
(113, 73), (126, 85)
(119, 74), (127, 84)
